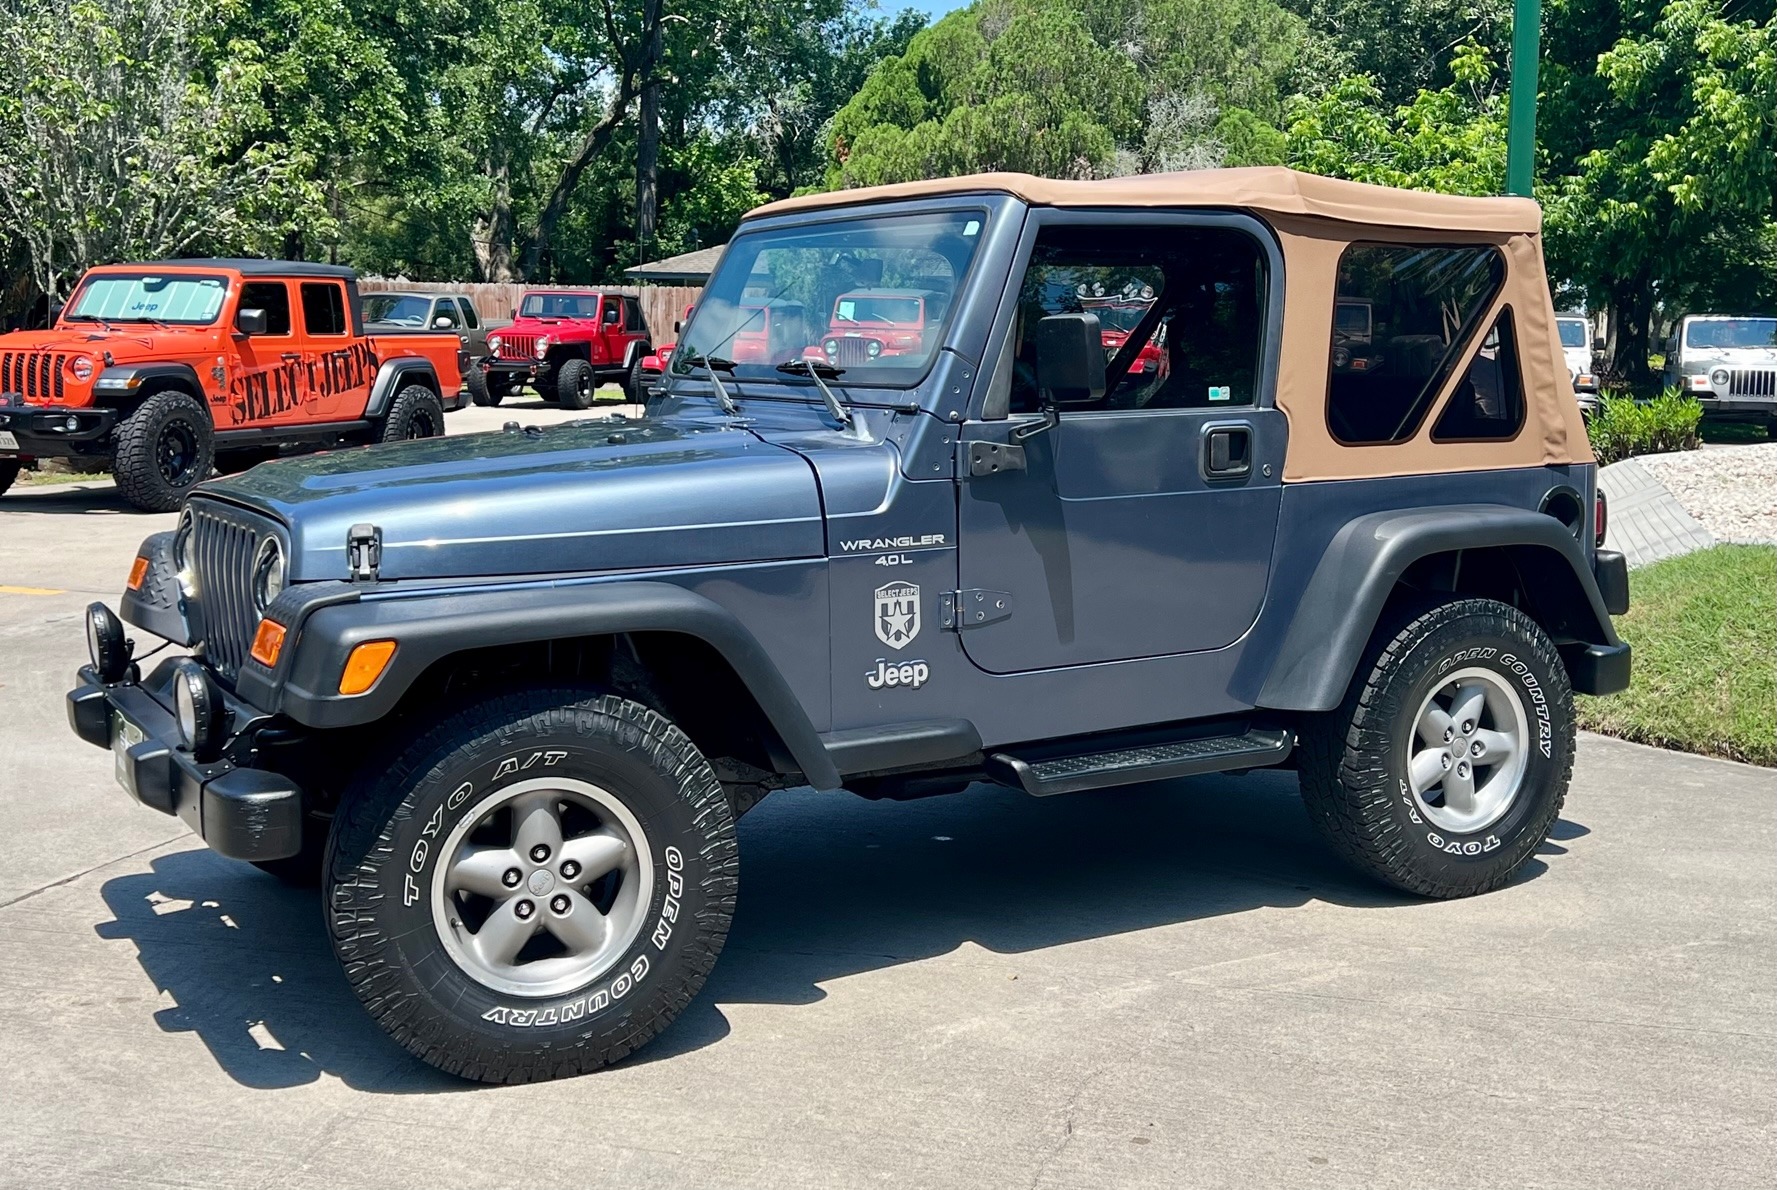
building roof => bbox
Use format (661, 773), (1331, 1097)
(749, 167), (1542, 236)
(624, 245), (726, 284)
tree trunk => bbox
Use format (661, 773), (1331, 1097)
(635, 0), (664, 262)
(473, 158), (517, 282)
(1606, 270), (1657, 394)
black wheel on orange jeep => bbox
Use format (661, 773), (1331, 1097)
(379, 385), (446, 443)
(112, 390), (215, 513)
(324, 688), (737, 1082)
(0, 459), (19, 498)
(1297, 597), (1574, 900)
(556, 358), (594, 410)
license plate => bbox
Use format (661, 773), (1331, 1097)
(0, 430), (18, 453)
(112, 712), (146, 787)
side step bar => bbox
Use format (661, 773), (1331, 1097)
(986, 728), (1293, 797)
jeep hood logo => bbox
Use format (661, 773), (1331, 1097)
(874, 582), (920, 649)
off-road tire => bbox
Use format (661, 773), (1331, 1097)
(1298, 597), (1574, 899)
(324, 689), (738, 1083)
(623, 353), (648, 402)
(112, 390), (214, 513)
(556, 358), (594, 410)
(465, 365), (493, 407)
(378, 385), (446, 443)
(0, 459), (19, 498)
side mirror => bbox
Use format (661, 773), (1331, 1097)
(1034, 312), (1106, 405)
(236, 308), (268, 336)
(433, 315), (453, 329)
(673, 319), (682, 334)
(1592, 336), (1606, 353)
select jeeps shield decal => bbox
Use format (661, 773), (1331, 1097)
(873, 582), (921, 650)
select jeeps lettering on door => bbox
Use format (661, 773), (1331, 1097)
(68, 166), (1630, 1083)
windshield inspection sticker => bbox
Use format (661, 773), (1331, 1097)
(874, 582), (921, 649)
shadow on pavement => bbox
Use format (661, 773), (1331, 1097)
(0, 481), (145, 516)
(95, 768), (1581, 1091)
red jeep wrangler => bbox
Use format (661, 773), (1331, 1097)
(0, 260), (463, 511)
(818, 288), (937, 367)
(483, 290), (652, 408)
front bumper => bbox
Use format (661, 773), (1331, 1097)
(1698, 394), (1776, 419)
(66, 656), (303, 862)
(0, 403), (118, 458)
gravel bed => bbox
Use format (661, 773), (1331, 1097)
(1637, 443), (1777, 545)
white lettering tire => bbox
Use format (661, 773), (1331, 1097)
(1298, 598), (1575, 899)
(325, 689), (737, 1082)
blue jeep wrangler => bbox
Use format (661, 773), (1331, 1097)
(68, 168), (1630, 1082)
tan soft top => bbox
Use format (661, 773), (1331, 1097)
(750, 167), (1542, 235)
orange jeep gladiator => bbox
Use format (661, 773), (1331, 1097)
(0, 260), (464, 511)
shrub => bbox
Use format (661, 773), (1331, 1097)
(1586, 388), (1703, 465)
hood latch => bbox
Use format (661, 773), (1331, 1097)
(347, 523), (382, 582)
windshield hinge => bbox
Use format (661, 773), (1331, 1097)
(347, 523), (382, 582)
(941, 589), (1012, 630)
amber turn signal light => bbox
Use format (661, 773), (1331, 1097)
(339, 639), (397, 695)
(126, 556), (149, 591)
(250, 619), (287, 668)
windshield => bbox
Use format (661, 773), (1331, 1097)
(1685, 318), (1777, 350)
(522, 292), (599, 319)
(68, 273), (227, 325)
(1088, 302), (1152, 334)
(672, 210), (985, 388)
(1557, 319), (1588, 348)
(363, 294), (432, 326)
(1334, 302), (1371, 338)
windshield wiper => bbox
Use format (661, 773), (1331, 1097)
(66, 313), (115, 332)
(680, 353), (740, 416)
(776, 359), (852, 428)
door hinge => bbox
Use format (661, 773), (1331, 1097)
(941, 589), (1012, 629)
(347, 523), (382, 582)
(962, 439), (1026, 477)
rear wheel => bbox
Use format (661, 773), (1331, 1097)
(623, 353), (648, 402)
(556, 358), (594, 410)
(1298, 597), (1574, 899)
(112, 390), (214, 512)
(325, 689), (737, 1082)
(379, 385), (446, 443)
(0, 459), (19, 497)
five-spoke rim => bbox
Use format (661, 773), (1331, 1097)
(431, 776), (653, 998)
(1406, 667), (1529, 835)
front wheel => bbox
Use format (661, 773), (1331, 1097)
(465, 365), (493, 407)
(325, 690), (738, 1082)
(1298, 597), (1574, 899)
(112, 390), (214, 512)
(556, 358), (593, 409)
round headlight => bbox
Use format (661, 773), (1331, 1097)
(1711, 367), (1730, 387)
(69, 355), (94, 381)
(172, 508), (196, 592)
(824, 339), (839, 356)
(252, 536), (286, 613)
(535, 335), (552, 359)
(866, 339), (882, 358)
(86, 602), (130, 682)
(1333, 347), (1351, 369)
(172, 659), (222, 759)
(487, 333), (503, 353)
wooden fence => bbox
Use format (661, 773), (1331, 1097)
(358, 279), (703, 345)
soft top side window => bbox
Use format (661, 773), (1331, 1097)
(1433, 307), (1525, 442)
(1006, 223), (1268, 414)
(1325, 243), (1505, 445)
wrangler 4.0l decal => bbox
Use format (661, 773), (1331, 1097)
(840, 533), (948, 553)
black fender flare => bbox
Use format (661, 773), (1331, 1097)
(264, 579), (843, 790)
(366, 358), (440, 418)
(1255, 505), (1623, 712)
(93, 363), (208, 414)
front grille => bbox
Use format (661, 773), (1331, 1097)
(189, 500), (279, 679)
(1729, 368), (1776, 398)
(497, 334), (540, 360)
(0, 351), (67, 402)
(828, 337), (877, 367)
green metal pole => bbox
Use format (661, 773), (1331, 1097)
(1505, 0), (1542, 197)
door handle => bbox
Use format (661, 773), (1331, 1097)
(280, 352), (301, 363)
(1203, 425), (1252, 479)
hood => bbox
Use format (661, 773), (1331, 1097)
(200, 421), (824, 581)
(0, 324), (214, 362)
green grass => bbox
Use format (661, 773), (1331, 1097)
(1699, 419), (1772, 446)
(1579, 545), (1776, 766)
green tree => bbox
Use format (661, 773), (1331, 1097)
(1541, 0), (1777, 387)
(1279, 0), (1515, 105)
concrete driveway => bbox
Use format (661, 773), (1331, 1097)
(1, 416), (1771, 1189)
